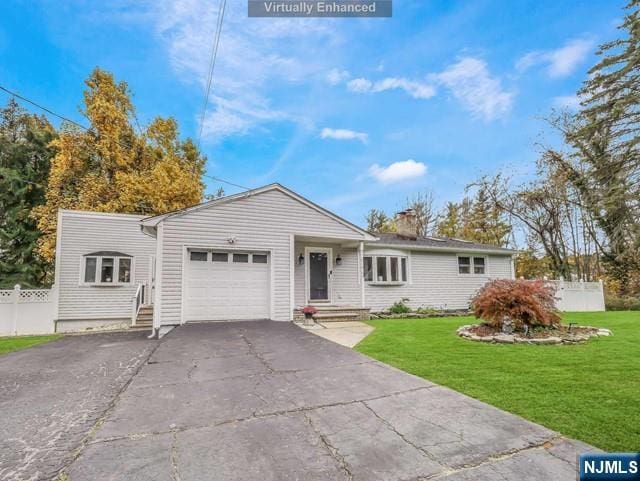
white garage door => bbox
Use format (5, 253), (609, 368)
(185, 250), (270, 321)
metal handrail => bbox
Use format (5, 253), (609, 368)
(131, 283), (145, 326)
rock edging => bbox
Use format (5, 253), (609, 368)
(456, 324), (612, 345)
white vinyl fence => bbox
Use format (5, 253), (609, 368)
(0, 285), (56, 336)
(550, 280), (605, 312)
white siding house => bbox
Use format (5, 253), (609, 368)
(53, 184), (516, 333)
(54, 210), (156, 332)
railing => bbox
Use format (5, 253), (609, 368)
(131, 283), (145, 326)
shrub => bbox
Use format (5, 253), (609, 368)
(605, 294), (640, 311)
(416, 306), (440, 316)
(471, 279), (561, 329)
(389, 299), (411, 314)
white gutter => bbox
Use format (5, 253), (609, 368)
(366, 242), (517, 256)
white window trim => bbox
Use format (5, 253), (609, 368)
(456, 254), (489, 276)
(80, 255), (135, 286)
(364, 255), (408, 285)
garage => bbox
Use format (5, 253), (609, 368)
(185, 250), (271, 321)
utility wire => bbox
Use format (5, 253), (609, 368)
(0, 83), (250, 192)
(0, 85), (89, 131)
(197, 0), (227, 148)
(203, 174), (250, 191)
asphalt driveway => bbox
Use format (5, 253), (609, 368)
(1, 321), (595, 480)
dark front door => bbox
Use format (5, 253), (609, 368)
(308, 251), (329, 301)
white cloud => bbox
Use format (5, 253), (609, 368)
(517, 38), (594, 78)
(369, 159), (427, 183)
(435, 57), (514, 120)
(150, 0), (338, 140)
(347, 77), (436, 99)
(320, 128), (368, 143)
(326, 68), (350, 85)
(552, 94), (582, 110)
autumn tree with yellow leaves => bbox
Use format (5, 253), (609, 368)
(32, 68), (205, 262)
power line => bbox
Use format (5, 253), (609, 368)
(0, 85), (89, 131)
(197, 0), (227, 147)
(203, 174), (250, 191)
(0, 83), (250, 192)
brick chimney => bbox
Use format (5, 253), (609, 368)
(395, 209), (418, 239)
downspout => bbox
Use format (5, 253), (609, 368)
(140, 220), (161, 339)
(359, 241), (366, 308)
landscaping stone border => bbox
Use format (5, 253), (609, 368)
(370, 310), (471, 319)
(456, 324), (612, 345)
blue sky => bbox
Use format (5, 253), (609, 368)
(0, 0), (624, 227)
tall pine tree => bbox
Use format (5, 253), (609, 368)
(0, 99), (56, 287)
(548, 0), (640, 293)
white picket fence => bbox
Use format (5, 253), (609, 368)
(0, 285), (56, 336)
(550, 280), (605, 312)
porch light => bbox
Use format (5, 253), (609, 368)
(298, 253), (305, 265)
(335, 254), (343, 266)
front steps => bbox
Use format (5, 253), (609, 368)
(294, 305), (370, 322)
(132, 305), (153, 329)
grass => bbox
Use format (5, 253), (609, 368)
(356, 311), (640, 451)
(0, 335), (61, 355)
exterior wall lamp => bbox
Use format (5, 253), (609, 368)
(335, 254), (343, 266)
(298, 253), (305, 265)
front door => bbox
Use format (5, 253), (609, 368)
(307, 248), (332, 302)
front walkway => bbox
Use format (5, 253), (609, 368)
(1, 321), (595, 480)
(298, 320), (375, 347)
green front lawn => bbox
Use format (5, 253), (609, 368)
(0, 335), (61, 355)
(356, 311), (640, 451)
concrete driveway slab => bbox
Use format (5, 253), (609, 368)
(306, 402), (443, 480)
(0, 331), (158, 481)
(2, 321), (592, 480)
(176, 414), (350, 481)
(67, 434), (174, 481)
(365, 386), (554, 468)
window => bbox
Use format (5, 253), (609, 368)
(401, 258), (407, 282)
(118, 258), (131, 283)
(211, 252), (228, 262)
(458, 256), (486, 275)
(376, 257), (388, 282)
(364, 257), (373, 282)
(100, 258), (114, 283)
(190, 251), (208, 261)
(252, 254), (268, 264)
(233, 253), (249, 263)
(83, 254), (133, 285)
(390, 257), (399, 282)
(366, 255), (408, 284)
(458, 256), (471, 274)
(85, 257), (97, 283)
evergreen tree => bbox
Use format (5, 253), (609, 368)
(435, 202), (461, 238)
(0, 99), (56, 287)
(547, 0), (640, 293)
(365, 208), (394, 233)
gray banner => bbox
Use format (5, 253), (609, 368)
(248, 1), (392, 17)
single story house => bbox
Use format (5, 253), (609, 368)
(53, 184), (515, 335)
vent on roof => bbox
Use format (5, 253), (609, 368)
(424, 236), (447, 243)
(451, 238), (473, 243)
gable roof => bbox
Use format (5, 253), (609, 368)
(140, 183), (376, 240)
(369, 233), (516, 255)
